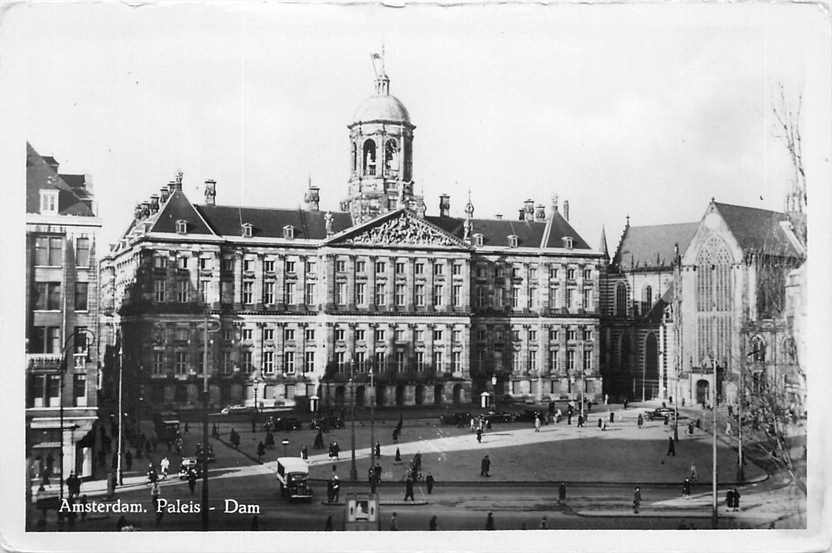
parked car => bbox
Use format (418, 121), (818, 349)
(483, 410), (517, 423)
(220, 404), (257, 416)
(271, 417), (301, 431)
(438, 411), (472, 426)
(276, 457), (313, 500)
(644, 407), (682, 421)
(310, 415), (344, 431)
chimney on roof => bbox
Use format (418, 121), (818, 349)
(160, 185), (170, 203)
(204, 179), (216, 206)
(304, 180), (320, 211)
(43, 156), (59, 173)
(134, 203), (143, 220)
(563, 200), (570, 222)
(534, 204), (546, 222)
(523, 198), (534, 218)
(140, 201), (150, 219)
(495, 213), (503, 220)
(149, 194), (160, 213)
(518, 209), (526, 221)
(439, 194), (450, 217)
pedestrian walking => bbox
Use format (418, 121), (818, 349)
(325, 515), (333, 531)
(395, 447), (401, 462)
(404, 475), (415, 501)
(666, 436), (676, 457)
(623, 399), (629, 409)
(604, 393), (609, 405)
(480, 455), (491, 477)
(486, 512), (495, 530)
(390, 512), (398, 531)
(425, 472), (435, 494)
(369, 467), (377, 493)
(597, 418), (603, 429)
(188, 469), (197, 495)
(728, 404), (734, 418)
(429, 515), (438, 531)
(577, 414), (584, 428)
(732, 488), (741, 511)
(265, 430), (275, 449)
(301, 445), (308, 460)
(66, 471), (80, 499)
(375, 441), (381, 458)
(257, 441), (266, 463)
(664, 415), (669, 426)
(726, 489), (734, 511)
(682, 478), (691, 497)
(632, 486), (641, 514)
(567, 413), (572, 425)
(160, 456), (170, 479)
(184, 422), (189, 433)
(534, 416), (541, 432)
(689, 463), (697, 482)
(540, 515), (548, 529)
(637, 414), (644, 429)
(558, 482), (567, 502)
(610, 412), (615, 423)
(476, 428), (482, 443)
(688, 421), (695, 435)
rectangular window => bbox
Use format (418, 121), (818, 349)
(513, 354), (522, 372)
(264, 259), (275, 272)
(222, 258), (233, 272)
(452, 263), (462, 276)
(375, 283), (386, 306)
(415, 328), (424, 342)
(264, 282), (275, 304)
(336, 351), (346, 373)
(223, 351), (232, 375)
(263, 351), (274, 374)
(374, 328), (385, 342)
(336, 327), (345, 341)
(549, 286), (558, 309)
(243, 328), (253, 341)
(415, 284), (425, 307)
(582, 289), (591, 310)
(395, 327), (405, 342)
(355, 329), (365, 341)
(356, 351), (366, 371)
(583, 328), (592, 341)
(177, 280), (188, 303)
(199, 257), (209, 270)
(356, 283), (365, 305)
(199, 279), (209, 303)
(496, 288), (504, 307)
(566, 288), (574, 310)
(567, 350), (575, 371)
(433, 351), (444, 372)
(223, 328), (234, 343)
(76, 238), (90, 267)
(529, 329), (537, 342)
(284, 282), (295, 304)
(433, 329), (443, 342)
(305, 328), (315, 341)
(306, 260), (316, 274)
(511, 287), (520, 308)
(374, 352), (385, 371)
(433, 285), (443, 307)
(550, 267), (559, 280)
(567, 268), (576, 280)
(241, 351), (253, 374)
(175, 351), (188, 375)
(153, 350), (164, 375)
(154, 255), (168, 269)
(528, 286), (537, 309)
(433, 263), (443, 276)
(375, 261), (386, 274)
(154, 280), (166, 302)
(416, 351), (425, 372)
(453, 329), (462, 343)
(304, 351), (315, 373)
(336, 282), (347, 305)
(583, 349), (592, 371)
(415, 262), (424, 275)
(336, 259), (346, 272)
(284, 328), (295, 341)
(452, 351), (462, 373)
(286, 260), (296, 273)
(356, 260), (366, 273)
(73, 374), (87, 406)
(529, 266), (537, 281)
(395, 284), (406, 306)
(529, 352), (537, 372)
(240, 281), (252, 304)
(34, 237), (48, 266)
(512, 329), (521, 342)
(48, 237), (63, 265)
(583, 268), (592, 280)
(264, 328), (274, 341)
(567, 328), (576, 341)
(73, 282), (88, 311)
(395, 262), (405, 275)
(477, 287), (487, 308)
(179, 257), (189, 270)
(396, 351), (405, 372)
(39, 190), (58, 214)
(305, 283), (315, 305)
(284, 352), (295, 374)
(452, 285), (462, 307)
(35, 282), (61, 310)
(549, 350), (558, 372)
(512, 267), (520, 279)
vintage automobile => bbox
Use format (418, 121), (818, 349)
(483, 410), (518, 424)
(310, 415), (345, 431)
(220, 404), (257, 416)
(276, 457), (313, 500)
(438, 411), (472, 426)
(178, 457), (202, 479)
(644, 407), (675, 421)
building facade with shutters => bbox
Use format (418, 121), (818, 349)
(100, 60), (605, 413)
(26, 143), (103, 480)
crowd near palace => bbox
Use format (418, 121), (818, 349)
(26, 55), (806, 482)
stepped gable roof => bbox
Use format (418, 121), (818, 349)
(426, 209), (591, 250)
(26, 142), (94, 216)
(195, 204), (353, 240)
(713, 202), (802, 258)
(613, 222), (698, 270)
(150, 189), (215, 235)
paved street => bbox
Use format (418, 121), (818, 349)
(28, 402), (805, 531)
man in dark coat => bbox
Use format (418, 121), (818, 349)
(480, 455), (491, 477)
(558, 482), (567, 502)
(404, 475), (415, 501)
(682, 478), (691, 497)
(632, 487), (641, 513)
(375, 441), (381, 458)
(257, 441), (266, 463)
(187, 469), (197, 495)
(476, 428), (482, 443)
(425, 473), (435, 494)
(486, 512), (495, 530)
(666, 436), (676, 457)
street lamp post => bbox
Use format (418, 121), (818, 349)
(369, 367), (375, 471)
(349, 359), (357, 482)
(710, 264), (718, 529)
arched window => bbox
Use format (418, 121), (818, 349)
(384, 139), (398, 175)
(750, 336), (766, 363)
(643, 285), (653, 309)
(615, 282), (627, 317)
(363, 139), (376, 176)
(351, 142), (357, 173)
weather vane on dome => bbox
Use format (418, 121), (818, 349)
(371, 43), (386, 77)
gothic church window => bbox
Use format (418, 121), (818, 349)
(615, 282), (627, 317)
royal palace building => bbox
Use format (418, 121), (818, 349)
(100, 61), (606, 412)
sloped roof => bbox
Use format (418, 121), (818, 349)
(714, 202), (802, 258)
(195, 204), (353, 240)
(150, 190), (215, 235)
(613, 222), (698, 269)
(26, 142), (94, 216)
(426, 210), (592, 250)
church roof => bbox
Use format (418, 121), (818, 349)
(713, 202), (802, 258)
(613, 222), (698, 270)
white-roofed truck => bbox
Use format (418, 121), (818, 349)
(276, 457), (313, 501)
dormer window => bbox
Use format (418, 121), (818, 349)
(562, 236), (573, 249)
(283, 225), (294, 240)
(473, 233), (484, 247)
(176, 219), (188, 234)
(241, 223), (253, 238)
(39, 190), (59, 215)
(508, 235), (518, 248)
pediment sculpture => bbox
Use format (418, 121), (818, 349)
(345, 214), (458, 247)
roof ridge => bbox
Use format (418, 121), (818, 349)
(713, 201), (787, 218)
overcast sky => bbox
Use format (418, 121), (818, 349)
(9, 2), (830, 251)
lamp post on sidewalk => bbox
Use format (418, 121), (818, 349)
(369, 367), (375, 471)
(349, 358), (357, 482)
(197, 310), (220, 531)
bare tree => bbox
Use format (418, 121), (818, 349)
(772, 83), (807, 244)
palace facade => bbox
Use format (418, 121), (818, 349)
(101, 62), (606, 412)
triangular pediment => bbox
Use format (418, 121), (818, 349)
(326, 209), (468, 249)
